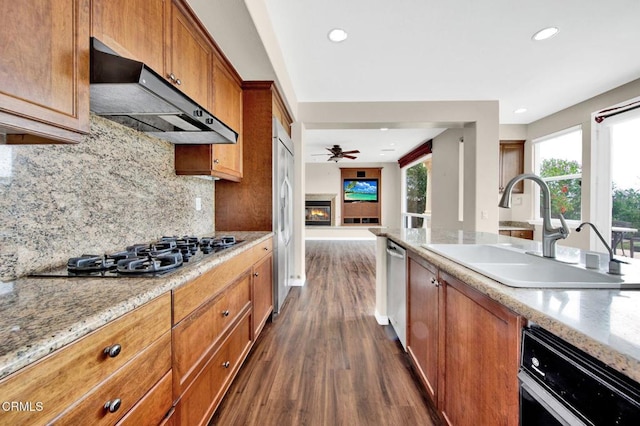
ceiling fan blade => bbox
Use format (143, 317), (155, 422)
(326, 147), (337, 153)
(312, 153), (330, 156)
(343, 154), (358, 159)
(341, 150), (360, 155)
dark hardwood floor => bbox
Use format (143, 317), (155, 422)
(210, 240), (439, 425)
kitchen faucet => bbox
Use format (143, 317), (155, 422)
(498, 173), (570, 259)
(576, 222), (627, 275)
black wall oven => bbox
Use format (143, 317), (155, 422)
(519, 326), (640, 425)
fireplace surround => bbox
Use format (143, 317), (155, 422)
(305, 194), (337, 226)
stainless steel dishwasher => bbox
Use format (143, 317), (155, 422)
(386, 240), (407, 350)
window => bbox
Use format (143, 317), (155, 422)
(533, 127), (582, 221)
(403, 160), (429, 228)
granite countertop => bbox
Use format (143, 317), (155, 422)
(0, 231), (273, 381)
(371, 227), (640, 383)
(499, 221), (534, 231)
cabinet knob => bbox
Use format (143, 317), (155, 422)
(103, 344), (121, 358)
(213, 159), (220, 164)
(222, 310), (230, 317)
(222, 361), (230, 368)
(431, 277), (440, 287)
(104, 398), (121, 413)
(254, 272), (259, 277)
(175, 78), (181, 86)
(168, 73), (176, 82)
(263, 247), (268, 251)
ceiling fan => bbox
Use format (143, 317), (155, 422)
(313, 145), (360, 162)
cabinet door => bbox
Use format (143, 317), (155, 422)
(439, 271), (521, 426)
(0, 0), (89, 143)
(165, 0), (212, 110)
(252, 253), (273, 338)
(211, 53), (243, 179)
(91, 0), (164, 73)
(499, 141), (525, 193)
(407, 254), (440, 401)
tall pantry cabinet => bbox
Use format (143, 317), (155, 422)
(214, 81), (292, 231)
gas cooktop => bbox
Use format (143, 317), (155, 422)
(30, 235), (243, 278)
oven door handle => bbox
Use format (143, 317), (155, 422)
(518, 371), (587, 426)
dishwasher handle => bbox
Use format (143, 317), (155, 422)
(386, 247), (406, 259)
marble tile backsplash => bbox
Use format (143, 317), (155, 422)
(0, 115), (215, 279)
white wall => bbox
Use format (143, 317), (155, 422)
(431, 129), (463, 229)
(305, 162), (401, 238)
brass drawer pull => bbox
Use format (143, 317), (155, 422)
(222, 361), (230, 368)
(222, 310), (230, 317)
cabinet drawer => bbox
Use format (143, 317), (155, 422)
(173, 272), (251, 393)
(52, 331), (171, 425)
(176, 310), (252, 425)
(0, 293), (171, 425)
(116, 370), (173, 426)
(173, 238), (273, 323)
(511, 230), (533, 240)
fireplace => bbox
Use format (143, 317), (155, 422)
(305, 200), (331, 226)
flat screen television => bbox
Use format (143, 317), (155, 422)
(343, 179), (378, 202)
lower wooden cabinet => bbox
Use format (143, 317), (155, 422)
(170, 236), (273, 425)
(407, 253), (522, 426)
(499, 229), (534, 240)
(407, 252), (440, 401)
(252, 252), (274, 338)
(0, 293), (172, 425)
(439, 271), (522, 426)
(117, 371), (174, 426)
(173, 310), (252, 425)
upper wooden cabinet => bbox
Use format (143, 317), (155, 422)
(91, 0), (165, 73)
(174, 50), (244, 181)
(499, 140), (525, 193)
(91, 0), (244, 180)
(0, 0), (90, 144)
(165, 0), (212, 110)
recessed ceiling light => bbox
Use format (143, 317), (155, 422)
(532, 27), (559, 41)
(328, 28), (348, 43)
(514, 108), (528, 114)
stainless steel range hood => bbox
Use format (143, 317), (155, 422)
(89, 38), (238, 144)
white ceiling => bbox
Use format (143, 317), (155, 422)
(189, 0), (640, 163)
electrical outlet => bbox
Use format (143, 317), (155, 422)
(195, 197), (202, 211)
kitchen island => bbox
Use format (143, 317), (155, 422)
(372, 227), (640, 382)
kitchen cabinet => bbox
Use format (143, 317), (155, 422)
(499, 140), (525, 193)
(252, 250), (274, 338)
(174, 51), (244, 181)
(407, 253), (522, 425)
(0, 0), (90, 144)
(215, 81), (293, 230)
(91, 0), (244, 180)
(0, 293), (172, 425)
(171, 237), (273, 424)
(407, 252), (440, 401)
(499, 229), (534, 240)
(91, 0), (165, 73)
(438, 270), (521, 426)
(165, 0), (212, 110)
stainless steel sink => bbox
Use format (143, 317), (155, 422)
(422, 244), (640, 289)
